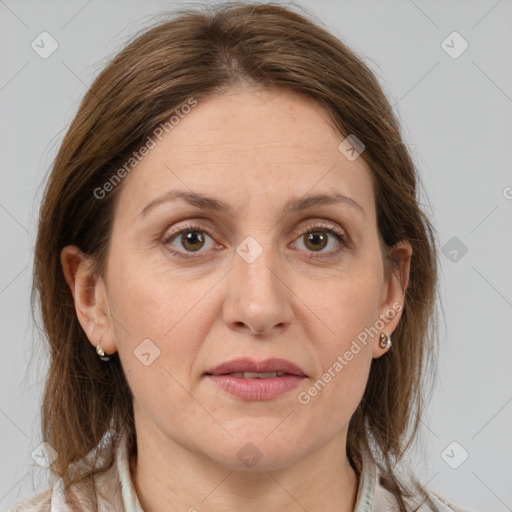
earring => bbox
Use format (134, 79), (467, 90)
(96, 338), (111, 361)
(379, 332), (392, 350)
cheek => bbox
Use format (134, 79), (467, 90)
(293, 272), (379, 418)
(107, 244), (203, 338)
(296, 339), (372, 446)
(105, 245), (230, 390)
(306, 268), (383, 352)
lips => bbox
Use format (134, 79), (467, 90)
(204, 357), (307, 400)
(204, 357), (307, 378)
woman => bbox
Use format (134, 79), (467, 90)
(8, 2), (473, 511)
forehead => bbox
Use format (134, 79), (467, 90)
(154, 88), (351, 163)
(116, 87), (375, 218)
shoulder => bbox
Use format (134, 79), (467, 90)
(4, 461), (122, 512)
(4, 488), (52, 512)
(426, 490), (477, 512)
(373, 471), (476, 512)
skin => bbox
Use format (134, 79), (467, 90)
(61, 86), (412, 512)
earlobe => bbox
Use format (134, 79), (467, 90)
(60, 245), (117, 355)
(372, 330), (394, 359)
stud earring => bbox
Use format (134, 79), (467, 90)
(96, 338), (111, 361)
(379, 332), (392, 350)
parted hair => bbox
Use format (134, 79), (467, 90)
(32, 2), (439, 511)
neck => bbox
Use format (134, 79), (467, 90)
(130, 426), (360, 512)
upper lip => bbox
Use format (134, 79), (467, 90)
(204, 358), (307, 377)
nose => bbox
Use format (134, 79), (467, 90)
(222, 242), (294, 336)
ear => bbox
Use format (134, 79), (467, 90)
(60, 245), (117, 356)
(372, 240), (412, 358)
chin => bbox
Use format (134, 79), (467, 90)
(204, 435), (306, 472)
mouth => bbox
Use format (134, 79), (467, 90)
(203, 358), (307, 400)
(212, 371), (288, 378)
(204, 357), (307, 378)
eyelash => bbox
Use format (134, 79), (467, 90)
(163, 221), (348, 260)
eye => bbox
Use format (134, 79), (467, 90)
(291, 222), (347, 258)
(163, 223), (217, 258)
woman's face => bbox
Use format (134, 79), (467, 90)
(66, 87), (410, 470)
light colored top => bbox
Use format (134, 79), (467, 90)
(6, 431), (474, 512)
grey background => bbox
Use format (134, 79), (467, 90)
(1, 0), (511, 510)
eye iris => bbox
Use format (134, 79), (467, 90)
(181, 231), (205, 251)
(305, 231), (327, 251)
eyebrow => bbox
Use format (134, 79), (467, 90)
(139, 189), (366, 219)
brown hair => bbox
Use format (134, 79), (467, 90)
(32, 2), (439, 510)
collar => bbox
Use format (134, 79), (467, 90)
(115, 431), (144, 512)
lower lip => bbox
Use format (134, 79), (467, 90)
(205, 374), (305, 400)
